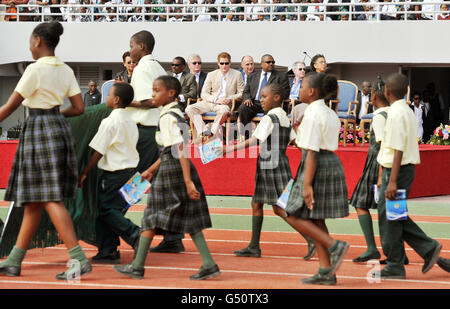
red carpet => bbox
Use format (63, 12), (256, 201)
(1, 141), (449, 198)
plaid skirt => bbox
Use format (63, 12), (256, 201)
(349, 146), (380, 210)
(5, 107), (78, 207)
(286, 149), (349, 219)
(253, 152), (292, 205)
(141, 147), (212, 234)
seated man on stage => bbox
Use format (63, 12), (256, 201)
(237, 54), (290, 139)
(167, 56), (197, 112)
(185, 52), (244, 141)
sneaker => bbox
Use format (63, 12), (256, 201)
(190, 264), (221, 280)
(422, 242), (442, 274)
(0, 265), (20, 277)
(91, 250), (121, 264)
(303, 242), (316, 261)
(437, 257), (450, 273)
(149, 240), (185, 253)
(328, 241), (350, 276)
(234, 246), (261, 257)
(301, 273), (337, 285)
(113, 264), (145, 279)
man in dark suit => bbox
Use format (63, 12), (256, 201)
(356, 81), (373, 124)
(188, 54), (208, 98)
(237, 54), (290, 137)
(168, 56), (197, 112)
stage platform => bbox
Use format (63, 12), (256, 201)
(1, 141), (449, 198)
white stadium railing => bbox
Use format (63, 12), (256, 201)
(0, 1), (449, 22)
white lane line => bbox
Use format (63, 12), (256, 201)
(1, 261), (449, 287)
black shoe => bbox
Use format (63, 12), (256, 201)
(149, 240), (185, 253)
(303, 242), (316, 261)
(328, 241), (350, 276)
(422, 242), (442, 274)
(0, 265), (20, 277)
(379, 267), (406, 279)
(234, 246), (261, 257)
(113, 263), (145, 279)
(91, 251), (121, 264)
(353, 251), (381, 263)
(380, 256), (409, 265)
(301, 273), (337, 285)
(437, 257), (450, 273)
(190, 264), (220, 280)
(55, 262), (92, 280)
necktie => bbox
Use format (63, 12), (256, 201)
(257, 72), (267, 101)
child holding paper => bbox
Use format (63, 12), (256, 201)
(79, 82), (141, 265)
(350, 83), (389, 263)
(114, 76), (220, 280)
(285, 73), (350, 285)
(376, 73), (442, 279)
(225, 83), (315, 260)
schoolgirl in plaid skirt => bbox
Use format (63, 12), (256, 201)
(0, 21), (91, 280)
(284, 72), (351, 285)
(114, 76), (220, 280)
(227, 84), (316, 259)
(349, 85), (390, 263)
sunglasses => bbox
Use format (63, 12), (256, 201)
(171, 63), (182, 67)
(219, 62), (230, 65)
(413, 97), (420, 100)
(298, 68), (306, 71)
(264, 61), (275, 64)
(192, 62), (202, 65)
(126, 61), (136, 65)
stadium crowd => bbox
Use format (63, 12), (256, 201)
(1, 0), (449, 22)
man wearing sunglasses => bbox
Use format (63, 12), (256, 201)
(186, 52), (244, 140)
(238, 54), (290, 138)
(167, 56), (197, 112)
(187, 54), (208, 98)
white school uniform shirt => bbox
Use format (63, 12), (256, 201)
(157, 102), (185, 148)
(89, 108), (140, 171)
(127, 54), (167, 126)
(253, 107), (296, 143)
(296, 99), (341, 152)
(377, 99), (421, 168)
(15, 56), (80, 109)
(371, 106), (389, 143)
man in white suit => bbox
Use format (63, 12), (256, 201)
(186, 51), (244, 139)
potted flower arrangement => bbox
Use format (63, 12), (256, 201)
(339, 124), (370, 145)
(427, 124), (450, 145)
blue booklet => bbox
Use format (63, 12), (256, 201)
(198, 137), (223, 164)
(386, 189), (408, 221)
(276, 179), (294, 210)
(119, 172), (151, 208)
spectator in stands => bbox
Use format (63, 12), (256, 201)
(437, 2), (450, 20)
(381, 0), (398, 20)
(84, 81), (102, 106)
(240, 55), (255, 86)
(421, 0), (442, 20)
(237, 54), (290, 138)
(195, 6), (218, 21)
(187, 54), (208, 97)
(78, 5), (92, 21)
(186, 51), (244, 140)
(289, 61), (307, 132)
(4, 0), (18, 21)
(128, 6), (144, 22)
(356, 81), (373, 124)
(245, 0), (264, 21)
(310, 53), (327, 73)
(306, 0), (323, 21)
(167, 56), (197, 111)
(289, 61), (306, 100)
(115, 51), (136, 83)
